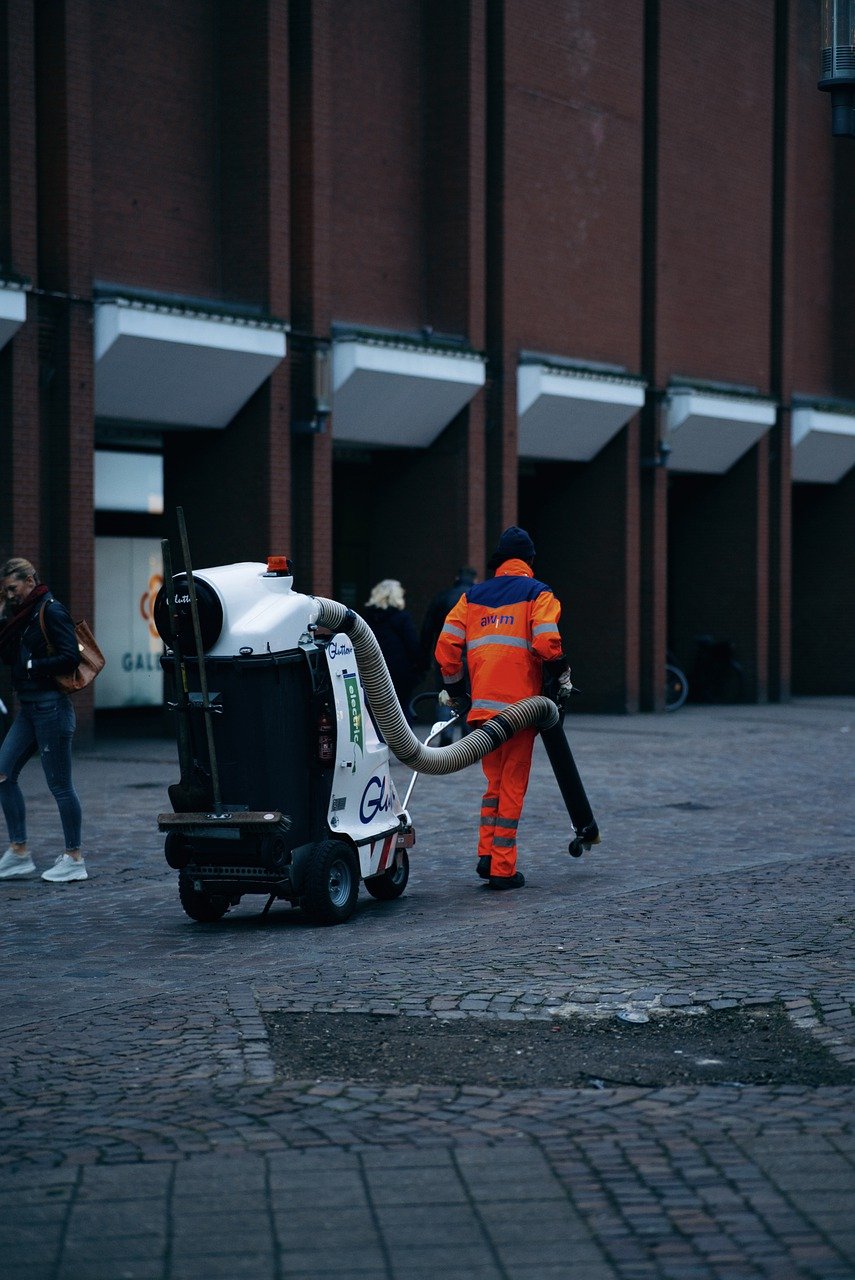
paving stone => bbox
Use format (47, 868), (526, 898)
(0, 702), (853, 1279)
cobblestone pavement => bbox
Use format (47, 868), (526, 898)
(0, 698), (853, 1280)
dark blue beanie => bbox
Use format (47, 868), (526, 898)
(495, 526), (535, 562)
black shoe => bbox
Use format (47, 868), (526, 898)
(488, 872), (525, 890)
(476, 856), (491, 880)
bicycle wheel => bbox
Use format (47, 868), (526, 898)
(664, 663), (688, 711)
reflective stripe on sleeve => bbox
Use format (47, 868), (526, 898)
(467, 635), (532, 651)
(441, 623), (466, 638)
(532, 622), (560, 636)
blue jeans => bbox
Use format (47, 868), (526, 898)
(0, 693), (82, 850)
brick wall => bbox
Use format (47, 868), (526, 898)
(163, 0), (292, 574)
(503, 0), (644, 367)
(32, 0), (96, 735)
(656, 0), (775, 389)
(786, 0), (855, 693)
(1, 0), (852, 720)
(328, 0), (424, 331)
(91, 0), (220, 298)
(786, 0), (835, 398)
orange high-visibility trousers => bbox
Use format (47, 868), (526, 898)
(476, 727), (537, 877)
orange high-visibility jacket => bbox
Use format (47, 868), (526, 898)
(434, 558), (566, 722)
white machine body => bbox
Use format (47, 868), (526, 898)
(189, 561), (406, 880)
(323, 634), (405, 880)
(197, 562), (316, 657)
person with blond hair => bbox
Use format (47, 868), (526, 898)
(0, 557), (87, 883)
(361, 579), (424, 722)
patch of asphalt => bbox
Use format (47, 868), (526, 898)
(262, 1005), (855, 1090)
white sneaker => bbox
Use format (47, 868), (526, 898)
(41, 854), (88, 883)
(0, 847), (36, 879)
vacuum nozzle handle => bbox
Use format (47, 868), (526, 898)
(401, 715), (460, 811)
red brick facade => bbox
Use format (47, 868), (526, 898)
(0, 0), (853, 735)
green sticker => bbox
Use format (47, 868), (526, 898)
(343, 673), (363, 752)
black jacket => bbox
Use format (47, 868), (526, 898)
(361, 605), (424, 699)
(420, 581), (470, 667)
(0, 594), (80, 694)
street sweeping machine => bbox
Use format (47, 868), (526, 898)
(154, 514), (600, 926)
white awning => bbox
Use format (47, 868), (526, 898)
(666, 389), (776, 474)
(94, 300), (287, 428)
(791, 406), (855, 483)
(517, 365), (645, 461)
(332, 338), (485, 448)
(0, 286), (27, 351)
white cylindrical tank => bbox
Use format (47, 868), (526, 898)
(183, 562), (318, 657)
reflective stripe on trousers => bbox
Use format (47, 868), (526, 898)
(475, 726), (537, 877)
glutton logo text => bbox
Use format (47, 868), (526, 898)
(360, 776), (395, 825)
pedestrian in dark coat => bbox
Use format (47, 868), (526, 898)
(419, 566), (477, 678)
(362, 579), (424, 721)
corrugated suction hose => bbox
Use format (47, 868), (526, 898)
(312, 597), (559, 773)
(312, 599), (601, 855)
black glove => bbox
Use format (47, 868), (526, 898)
(556, 669), (574, 706)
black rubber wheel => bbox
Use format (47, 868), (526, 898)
(364, 849), (409, 901)
(164, 830), (192, 870)
(178, 873), (230, 923)
(260, 832), (289, 873)
(301, 840), (360, 925)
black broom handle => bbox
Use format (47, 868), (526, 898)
(161, 538), (195, 788)
(176, 507), (224, 816)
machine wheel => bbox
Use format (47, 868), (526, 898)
(164, 830), (192, 869)
(364, 850), (409, 901)
(260, 832), (290, 873)
(178, 873), (230, 923)
(301, 840), (360, 925)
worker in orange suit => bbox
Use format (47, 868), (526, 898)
(434, 526), (573, 891)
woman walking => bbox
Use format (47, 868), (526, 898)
(0, 558), (86, 883)
(362, 579), (424, 723)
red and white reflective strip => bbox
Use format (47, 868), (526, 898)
(375, 832), (396, 873)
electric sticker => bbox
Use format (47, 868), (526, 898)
(343, 671), (363, 753)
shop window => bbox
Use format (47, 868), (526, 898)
(94, 450), (164, 513)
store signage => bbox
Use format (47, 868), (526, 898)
(95, 537), (164, 708)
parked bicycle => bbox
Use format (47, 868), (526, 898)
(665, 658), (689, 711)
